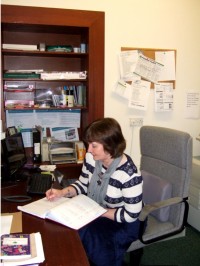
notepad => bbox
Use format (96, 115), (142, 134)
(18, 194), (107, 230)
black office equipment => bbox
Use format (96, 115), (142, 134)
(27, 173), (52, 195)
(60, 178), (77, 188)
(1, 132), (27, 183)
(32, 128), (41, 163)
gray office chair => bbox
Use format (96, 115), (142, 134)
(127, 126), (193, 265)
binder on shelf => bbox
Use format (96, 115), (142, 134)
(32, 127), (41, 163)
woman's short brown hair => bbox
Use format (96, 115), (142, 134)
(83, 117), (126, 158)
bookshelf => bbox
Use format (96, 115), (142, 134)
(1, 5), (104, 178)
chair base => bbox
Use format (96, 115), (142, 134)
(129, 248), (144, 266)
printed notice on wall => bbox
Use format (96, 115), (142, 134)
(128, 80), (151, 110)
(184, 90), (200, 118)
(154, 83), (173, 112)
(118, 50), (139, 79)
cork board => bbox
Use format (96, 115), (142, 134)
(121, 47), (176, 89)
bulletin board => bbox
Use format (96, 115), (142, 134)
(121, 47), (176, 89)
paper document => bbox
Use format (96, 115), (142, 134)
(184, 90), (200, 118)
(114, 80), (132, 99)
(118, 50), (139, 79)
(155, 51), (176, 81)
(154, 83), (173, 112)
(128, 80), (151, 110)
(134, 54), (164, 83)
(1, 216), (13, 235)
(18, 194), (107, 230)
(1, 212), (22, 235)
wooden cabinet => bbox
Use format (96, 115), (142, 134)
(1, 5), (104, 177)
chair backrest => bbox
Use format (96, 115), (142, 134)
(127, 126), (192, 254)
(140, 126), (193, 225)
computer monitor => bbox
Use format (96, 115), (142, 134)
(1, 132), (27, 183)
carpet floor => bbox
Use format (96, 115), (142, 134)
(125, 225), (200, 266)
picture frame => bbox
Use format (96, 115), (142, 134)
(7, 126), (18, 136)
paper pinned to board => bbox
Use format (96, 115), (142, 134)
(128, 79), (151, 110)
(114, 80), (132, 99)
(155, 51), (176, 81)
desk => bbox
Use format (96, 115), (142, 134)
(1, 181), (89, 266)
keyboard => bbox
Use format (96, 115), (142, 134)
(27, 173), (53, 195)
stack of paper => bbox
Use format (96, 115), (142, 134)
(2, 44), (38, 51)
(40, 71), (87, 80)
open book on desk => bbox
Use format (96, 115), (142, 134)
(17, 194), (107, 230)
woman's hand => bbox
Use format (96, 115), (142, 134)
(101, 208), (116, 221)
(46, 188), (64, 201)
(46, 186), (77, 201)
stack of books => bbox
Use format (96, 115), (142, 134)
(0, 232), (45, 266)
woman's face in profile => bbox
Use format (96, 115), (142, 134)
(87, 142), (110, 162)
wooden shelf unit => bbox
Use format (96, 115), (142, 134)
(1, 5), (104, 178)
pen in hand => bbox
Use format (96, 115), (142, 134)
(49, 177), (55, 200)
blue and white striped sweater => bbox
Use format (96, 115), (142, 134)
(71, 152), (143, 223)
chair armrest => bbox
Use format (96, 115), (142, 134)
(138, 197), (189, 244)
(139, 196), (187, 222)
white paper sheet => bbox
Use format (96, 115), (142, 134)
(128, 80), (151, 110)
(134, 54), (164, 83)
(118, 50), (139, 79)
(114, 80), (132, 99)
(154, 83), (173, 112)
(184, 90), (200, 118)
(1, 215), (13, 236)
(155, 51), (176, 81)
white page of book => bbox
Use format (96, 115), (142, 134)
(18, 197), (68, 218)
(46, 194), (106, 229)
(18, 195), (106, 230)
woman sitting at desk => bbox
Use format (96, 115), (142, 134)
(46, 117), (143, 266)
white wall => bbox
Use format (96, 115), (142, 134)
(2, 0), (200, 165)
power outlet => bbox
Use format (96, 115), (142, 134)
(130, 117), (143, 127)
